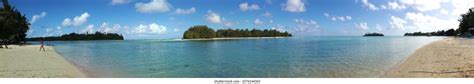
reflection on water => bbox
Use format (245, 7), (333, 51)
(46, 36), (443, 77)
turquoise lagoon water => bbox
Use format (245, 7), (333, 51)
(46, 36), (444, 77)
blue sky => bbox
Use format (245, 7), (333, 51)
(5, 0), (474, 39)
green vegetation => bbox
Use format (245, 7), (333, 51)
(182, 25), (292, 39)
(458, 8), (474, 35)
(27, 32), (124, 41)
(363, 32), (384, 36)
(0, 0), (30, 48)
(183, 25), (216, 39)
(404, 29), (456, 36)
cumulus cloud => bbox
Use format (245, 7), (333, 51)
(387, 1), (406, 10)
(31, 12), (46, 24)
(324, 13), (352, 21)
(62, 12), (90, 27)
(81, 24), (95, 33)
(254, 18), (264, 25)
(131, 23), (167, 34)
(135, 0), (171, 13)
(389, 16), (407, 30)
(294, 19), (320, 32)
(223, 22), (235, 27)
(398, 0), (448, 12)
(240, 3), (260, 11)
(111, 0), (130, 5)
(205, 10), (222, 24)
(98, 22), (122, 33)
(175, 7), (196, 15)
(440, 9), (449, 15)
(44, 26), (63, 37)
(404, 12), (458, 31)
(361, 0), (379, 11)
(283, 0), (305, 13)
(355, 22), (369, 30)
(450, 0), (474, 16)
(271, 25), (289, 32)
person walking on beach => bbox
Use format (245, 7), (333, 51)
(39, 40), (45, 51)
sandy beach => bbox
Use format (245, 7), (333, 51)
(385, 37), (474, 77)
(0, 45), (86, 78)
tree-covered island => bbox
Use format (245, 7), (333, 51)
(27, 32), (124, 41)
(183, 25), (292, 39)
(363, 32), (384, 36)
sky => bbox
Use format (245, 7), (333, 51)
(4, 0), (474, 39)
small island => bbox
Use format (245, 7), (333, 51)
(27, 32), (124, 41)
(363, 32), (384, 36)
(183, 25), (292, 39)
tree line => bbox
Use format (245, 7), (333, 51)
(404, 29), (457, 36)
(27, 32), (124, 41)
(183, 25), (292, 39)
(0, 0), (30, 48)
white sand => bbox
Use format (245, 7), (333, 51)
(385, 37), (474, 77)
(0, 45), (86, 78)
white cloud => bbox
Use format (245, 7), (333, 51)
(323, 13), (330, 17)
(294, 19), (320, 32)
(205, 10), (222, 24)
(283, 0), (306, 13)
(387, 1), (407, 10)
(345, 16), (352, 20)
(389, 16), (407, 30)
(271, 25), (289, 32)
(324, 13), (352, 21)
(98, 22), (122, 33)
(450, 0), (474, 16)
(404, 12), (457, 31)
(111, 0), (130, 5)
(262, 11), (273, 18)
(398, 0), (448, 12)
(355, 22), (369, 30)
(331, 17), (337, 21)
(239, 3), (260, 11)
(44, 26), (63, 37)
(31, 12), (46, 24)
(62, 12), (90, 27)
(440, 9), (449, 15)
(135, 0), (171, 13)
(81, 24), (95, 33)
(223, 22), (234, 27)
(175, 7), (196, 15)
(131, 23), (167, 34)
(361, 0), (379, 11)
(254, 18), (264, 25)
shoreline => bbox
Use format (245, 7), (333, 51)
(384, 37), (474, 77)
(0, 45), (86, 78)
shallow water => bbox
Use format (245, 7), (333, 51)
(44, 36), (443, 77)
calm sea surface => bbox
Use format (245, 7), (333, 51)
(46, 36), (444, 77)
